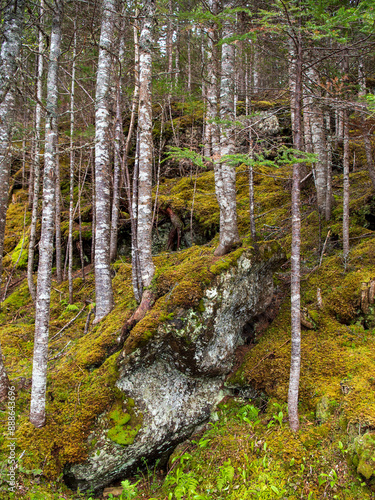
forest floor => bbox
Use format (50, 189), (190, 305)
(1, 147), (375, 499)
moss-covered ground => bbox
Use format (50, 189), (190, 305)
(1, 122), (375, 498)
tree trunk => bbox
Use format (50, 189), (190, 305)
(136, 0), (156, 290)
(0, 0), (25, 289)
(68, 21), (77, 303)
(28, 0), (44, 302)
(0, 0), (25, 400)
(30, 0), (63, 428)
(288, 30), (302, 433)
(110, 30), (125, 263)
(214, 0), (240, 257)
(205, 0), (220, 159)
(93, 0), (116, 323)
(307, 67), (327, 214)
(325, 109), (333, 221)
(55, 152), (62, 284)
(342, 110), (350, 265)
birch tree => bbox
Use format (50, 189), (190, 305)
(93, 0), (116, 323)
(28, 0), (44, 302)
(109, 16), (125, 263)
(0, 0), (25, 400)
(214, 0), (240, 256)
(204, 0), (220, 159)
(136, 0), (156, 294)
(0, 0), (25, 288)
(68, 16), (77, 303)
(288, 29), (302, 433)
(30, 0), (63, 428)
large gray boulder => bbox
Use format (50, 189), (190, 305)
(64, 244), (285, 492)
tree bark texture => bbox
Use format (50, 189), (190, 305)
(30, 0), (63, 428)
(55, 153), (62, 284)
(94, 0), (116, 322)
(214, 0), (240, 256)
(288, 31), (302, 433)
(0, 0), (25, 289)
(28, 0), (44, 302)
(205, 0), (220, 159)
(68, 21), (77, 303)
(136, 0), (156, 289)
(343, 111), (350, 263)
(110, 31), (125, 263)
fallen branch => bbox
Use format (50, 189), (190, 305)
(319, 229), (331, 267)
(50, 304), (86, 341)
(48, 340), (72, 361)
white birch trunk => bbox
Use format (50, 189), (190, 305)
(68, 21), (77, 303)
(110, 30), (125, 263)
(343, 111), (350, 264)
(28, 0), (44, 302)
(94, 0), (116, 322)
(307, 67), (327, 214)
(136, 0), (155, 289)
(214, 0), (240, 256)
(288, 31), (302, 433)
(0, 0), (25, 289)
(30, 0), (63, 428)
(358, 56), (366, 98)
(0, 0), (25, 400)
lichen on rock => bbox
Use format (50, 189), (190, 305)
(64, 243), (285, 492)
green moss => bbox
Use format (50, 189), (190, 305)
(106, 400), (142, 446)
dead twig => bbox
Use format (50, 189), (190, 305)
(50, 304), (86, 341)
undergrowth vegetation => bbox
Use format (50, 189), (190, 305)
(1, 128), (375, 499)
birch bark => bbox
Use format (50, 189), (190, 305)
(68, 21), (77, 303)
(136, 0), (155, 290)
(0, 0), (25, 289)
(110, 27), (125, 263)
(30, 0), (63, 428)
(288, 31), (302, 433)
(0, 0), (25, 400)
(94, 0), (116, 323)
(205, 0), (220, 159)
(28, 0), (44, 302)
(214, 0), (240, 256)
(343, 111), (350, 264)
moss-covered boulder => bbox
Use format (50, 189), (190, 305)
(352, 432), (375, 481)
(64, 243), (285, 492)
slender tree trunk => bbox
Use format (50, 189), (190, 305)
(30, 0), (63, 428)
(358, 55), (366, 98)
(136, 0), (156, 291)
(343, 110), (350, 264)
(28, 0), (44, 302)
(110, 30), (125, 263)
(167, 0), (173, 79)
(214, 0), (240, 256)
(325, 109), (333, 221)
(55, 152), (62, 284)
(205, 0), (220, 159)
(288, 31), (302, 433)
(68, 21), (77, 303)
(93, 0), (116, 323)
(307, 67), (327, 214)
(0, 0), (25, 400)
(0, 0), (25, 290)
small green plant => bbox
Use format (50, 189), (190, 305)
(217, 459), (235, 492)
(66, 303), (79, 312)
(119, 479), (140, 499)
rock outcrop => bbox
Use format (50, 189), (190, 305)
(64, 244), (285, 492)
